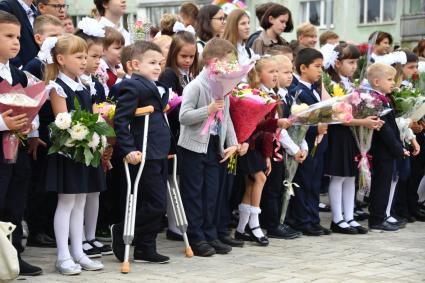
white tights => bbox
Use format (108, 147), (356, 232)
(83, 192), (100, 241)
(328, 176), (356, 227)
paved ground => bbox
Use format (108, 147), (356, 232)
(16, 210), (425, 283)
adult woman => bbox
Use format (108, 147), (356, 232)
(195, 5), (226, 54)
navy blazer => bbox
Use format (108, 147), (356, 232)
(23, 57), (44, 80)
(0, 0), (39, 68)
(114, 74), (171, 160)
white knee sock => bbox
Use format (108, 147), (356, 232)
(386, 178), (398, 219)
(166, 183), (182, 235)
(70, 194), (87, 260)
(342, 177), (357, 226)
(418, 175), (425, 203)
(54, 194), (76, 268)
(236, 203), (251, 234)
(248, 206), (265, 238)
(328, 176), (348, 227)
(84, 192), (103, 248)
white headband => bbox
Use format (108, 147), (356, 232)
(38, 37), (58, 64)
(172, 21), (196, 35)
(320, 43), (339, 70)
(77, 17), (105, 37)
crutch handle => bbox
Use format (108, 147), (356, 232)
(167, 154), (175, 160)
(134, 106), (154, 116)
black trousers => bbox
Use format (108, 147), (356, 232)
(0, 147), (31, 254)
(179, 136), (220, 244)
(215, 162), (235, 238)
(119, 158), (168, 253)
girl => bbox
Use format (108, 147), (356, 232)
(44, 34), (105, 275)
(75, 19), (113, 258)
(158, 30), (199, 240)
(251, 4), (293, 56)
(195, 5), (226, 54)
(324, 43), (382, 234)
(235, 56), (291, 246)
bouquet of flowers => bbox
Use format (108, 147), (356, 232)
(390, 84), (425, 121)
(93, 100), (116, 170)
(348, 89), (391, 198)
(48, 98), (115, 168)
(0, 81), (48, 163)
(322, 72), (346, 97)
(165, 89), (183, 114)
(128, 18), (151, 43)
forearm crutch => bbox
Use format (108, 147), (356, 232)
(167, 154), (193, 257)
(121, 106), (154, 274)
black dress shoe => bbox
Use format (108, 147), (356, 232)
(83, 241), (102, 258)
(27, 233), (56, 248)
(19, 258), (42, 276)
(192, 241), (216, 257)
(369, 221), (399, 232)
(413, 210), (425, 222)
(312, 223), (332, 235)
(219, 235), (244, 247)
(267, 224), (301, 239)
(110, 224), (125, 262)
(347, 220), (368, 234)
(384, 217), (406, 229)
(354, 209), (370, 221)
(166, 229), (183, 241)
(234, 230), (251, 241)
(133, 250), (170, 263)
(318, 203), (331, 212)
(208, 239), (232, 254)
(299, 225), (323, 236)
(330, 221), (358, 234)
(246, 226), (269, 246)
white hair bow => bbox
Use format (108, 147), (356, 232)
(173, 21), (196, 35)
(373, 51), (407, 66)
(38, 37), (58, 64)
(78, 17), (105, 37)
(320, 43), (339, 70)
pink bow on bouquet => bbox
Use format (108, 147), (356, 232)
(0, 81), (48, 163)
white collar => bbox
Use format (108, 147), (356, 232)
(80, 74), (93, 83)
(298, 79), (312, 89)
(293, 73), (300, 81)
(260, 84), (276, 95)
(179, 68), (189, 76)
(340, 75), (354, 91)
(17, 0), (31, 11)
(0, 61), (10, 69)
(277, 87), (288, 101)
(58, 72), (86, 92)
(99, 16), (122, 30)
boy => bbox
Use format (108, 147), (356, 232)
(24, 14), (64, 80)
(0, 10), (42, 276)
(261, 54), (305, 239)
(289, 48), (330, 236)
(296, 23), (318, 49)
(178, 38), (238, 257)
(367, 63), (409, 232)
(319, 30), (339, 48)
(266, 45), (294, 63)
(63, 14), (75, 34)
(112, 40), (171, 263)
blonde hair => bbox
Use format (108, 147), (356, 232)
(33, 14), (62, 35)
(367, 63), (396, 84)
(296, 22), (317, 38)
(160, 14), (180, 36)
(248, 56), (277, 89)
(44, 34), (88, 82)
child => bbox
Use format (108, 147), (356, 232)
(108, 44), (134, 102)
(289, 48), (329, 236)
(367, 63), (409, 232)
(180, 2), (198, 27)
(0, 10), (42, 276)
(44, 34), (105, 275)
(323, 43), (381, 234)
(319, 30), (339, 48)
(24, 14), (64, 80)
(178, 38), (239, 256)
(235, 56), (291, 245)
(296, 23), (318, 48)
(63, 14), (75, 34)
(252, 4), (293, 55)
(152, 35), (173, 70)
(111, 40), (171, 263)
(261, 54), (305, 239)
(266, 45), (294, 63)
(158, 30), (198, 240)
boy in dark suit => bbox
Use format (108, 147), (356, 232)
(111, 41), (171, 263)
(0, 10), (42, 276)
(288, 48), (330, 236)
(367, 63), (409, 232)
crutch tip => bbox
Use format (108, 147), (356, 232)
(185, 247), (194, 258)
(121, 261), (130, 274)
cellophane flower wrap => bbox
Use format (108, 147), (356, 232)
(166, 89), (183, 114)
(390, 84), (425, 121)
(128, 19), (151, 43)
(348, 89), (391, 198)
(48, 98), (115, 168)
(0, 81), (48, 163)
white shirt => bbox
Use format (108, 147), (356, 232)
(17, 0), (36, 27)
(340, 76), (354, 92)
(58, 72), (86, 92)
(0, 61), (12, 84)
(298, 79), (321, 102)
(99, 16), (131, 46)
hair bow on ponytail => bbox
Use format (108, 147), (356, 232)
(173, 21), (196, 35)
(320, 43), (339, 70)
(77, 17), (105, 37)
(38, 36), (58, 64)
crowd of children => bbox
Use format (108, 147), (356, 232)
(1, 0), (425, 278)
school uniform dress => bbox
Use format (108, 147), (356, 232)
(23, 57), (44, 80)
(80, 74), (107, 104)
(45, 73), (106, 194)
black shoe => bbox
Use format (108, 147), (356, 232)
(347, 220), (368, 234)
(318, 203), (331, 212)
(369, 221), (399, 232)
(166, 229), (183, 241)
(192, 241), (216, 257)
(208, 239), (232, 254)
(246, 226), (269, 246)
(110, 224), (125, 262)
(27, 232), (56, 248)
(312, 223), (332, 235)
(95, 227), (112, 242)
(385, 217), (406, 229)
(267, 224), (301, 239)
(133, 250), (170, 263)
(234, 230), (252, 241)
(19, 258), (42, 276)
(85, 239), (113, 256)
(354, 209), (370, 221)
(219, 235), (244, 247)
(299, 225), (323, 236)
(413, 210), (425, 222)
(330, 221), (358, 234)
(83, 241), (102, 258)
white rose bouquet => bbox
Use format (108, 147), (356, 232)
(48, 98), (115, 167)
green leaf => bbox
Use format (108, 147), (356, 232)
(84, 147), (93, 167)
(48, 145), (61, 155)
(91, 151), (101, 167)
(74, 97), (81, 111)
(94, 122), (115, 137)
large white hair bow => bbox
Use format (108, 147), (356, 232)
(373, 51), (407, 65)
(77, 17), (105, 37)
(38, 36), (58, 64)
(320, 43), (339, 70)
(173, 21), (196, 35)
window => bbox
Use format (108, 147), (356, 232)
(359, 0), (397, 24)
(300, 0), (334, 27)
(410, 0), (425, 13)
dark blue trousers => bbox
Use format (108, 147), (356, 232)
(215, 162), (235, 238)
(179, 136), (220, 244)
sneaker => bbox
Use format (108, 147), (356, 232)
(133, 250), (170, 263)
(110, 224), (125, 262)
(369, 221), (399, 232)
(96, 228), (112, 242)
(83, 242), (101, 258)
(267, 224), (301, 239)
(192, 241), (216, 257)
(208, 239), (232, 254)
